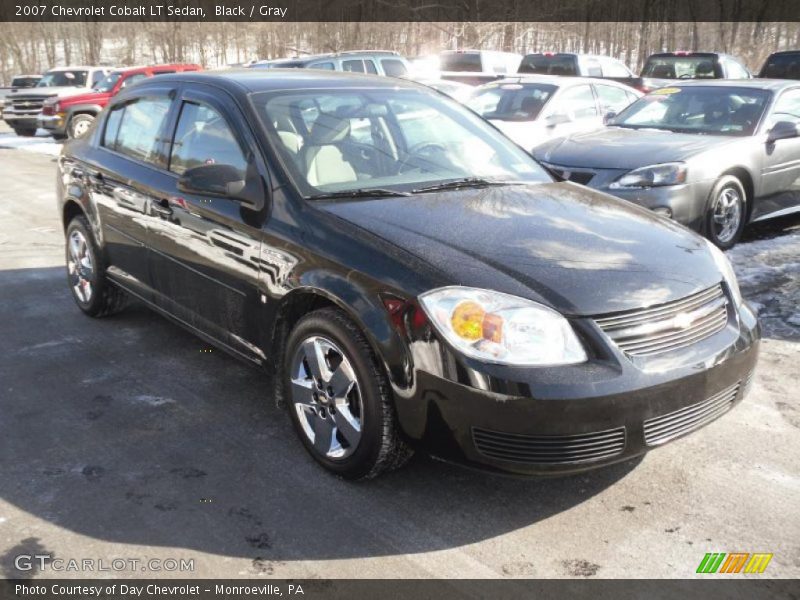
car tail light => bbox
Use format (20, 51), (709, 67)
(544, 52), (555, 57)
(674, 50), (690, 56)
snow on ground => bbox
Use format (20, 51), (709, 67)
(728, 225), (800, 341)
(0, 129), (62, 156)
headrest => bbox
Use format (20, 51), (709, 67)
(310, 112), (351, 145)
(695, 61), (714, 76)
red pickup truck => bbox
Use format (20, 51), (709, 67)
(39, 63), (201, 139)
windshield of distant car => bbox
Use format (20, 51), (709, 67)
(439, 53), (482, 72)
(467, 82), (556, 122)
(37, 70), (88, 87)
(759, 53), (800, 79)
(518, 55), (578, 76)
(11, 76), (39, 88)
(252, 87), (552, 196)
(642, 56), (718, 79)
(94, 72), (122, 92)
(611, 86), (770, 136)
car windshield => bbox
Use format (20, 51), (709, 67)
(94, 72), (122, 92)
(467, 82), (556, 121)
(611, 86), (770, 136)
(642, 56), (717, 79)
(36, 70), (88, 88)
(252, 87), (551, 196)
(440, 53), (482, 72)
(518, 55), (578, 76)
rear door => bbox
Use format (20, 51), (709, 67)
(90, 88), (176, 298)
(147, 86), (267, 360)
(544, 83), (602, 139)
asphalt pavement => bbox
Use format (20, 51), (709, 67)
(0, 145), (798, 580)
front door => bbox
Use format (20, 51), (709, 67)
(757, 87), (800, 221)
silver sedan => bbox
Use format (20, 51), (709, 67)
(534, 80), (800, 248)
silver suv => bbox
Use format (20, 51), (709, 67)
(250, 51), (410, 78)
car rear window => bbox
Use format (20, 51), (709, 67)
(518, 55), (578, 76)
(11, 76), (39, 88)
(440, 53), (482, 72)
(759, 53), (800, 79)
(642, 56), (718, 79)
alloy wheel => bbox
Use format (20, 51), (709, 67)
(712, 186), (742, 244)
(290, 336), (363, 460)
(67, 229), (94, 303)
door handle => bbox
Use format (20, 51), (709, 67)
(152, 198), (173, 217)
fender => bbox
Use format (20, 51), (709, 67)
(65, 103), (104, 121)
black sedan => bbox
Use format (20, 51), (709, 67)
(535, 80), (800, 248)
(57, 70), (759, 478)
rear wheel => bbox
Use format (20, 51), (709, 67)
(284, 307), (413, 479)
(68, 114), (95, 139)
(13, 127), (36, 137)
(65, 215), (127, 317)
(704, 176), (746, 249)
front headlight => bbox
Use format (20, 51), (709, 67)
(609, 162), (687, 189)
(418, 287), (587, 366)
(705, 239), (743, 307)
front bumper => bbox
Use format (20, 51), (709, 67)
(396, 301), (760, 476)
(2, 111), (38, 129)
(38, 113), (66, 135)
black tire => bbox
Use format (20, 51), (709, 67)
(67, 113), (95, 139)
(65, 215), (127, 317)
(704, 175), (747, 250)
(52, 133), (68, 141)
(13, 127), (36, 137)
(284, 307), (413, 479)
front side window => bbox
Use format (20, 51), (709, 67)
(613, 86), (770, 136)
(467, 82), (557, 121)
(595, 84), (633, 113)
(364, 60), (378, 74)
(760, 53), (800, 79)
(121, 73), (148, 88)
(93, 72), (121, 92)
(342, 60), (365, 73)
(253, 88), (551, 195)
(169, 102), (248, 176)
(556, 84), (598, 119)
(767, 89), (800, 128)
(310, 62), (335, 70)
(103, 96), (171, 165)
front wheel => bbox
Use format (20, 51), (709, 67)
(284, 307), (413, 479)
(68, 114), (95, 139)
(65, 215), (127, 317)
(704, 176), (746, 249)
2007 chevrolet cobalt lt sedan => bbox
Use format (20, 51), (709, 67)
(57, 70), (760, 479)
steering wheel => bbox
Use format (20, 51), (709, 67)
(398, 142), (448, 173)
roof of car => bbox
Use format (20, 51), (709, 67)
(131, 68), (428, 94)
(485, 75), (637, 88)
(47, 66), (106, 71)
(112, 64), (200, 74)
(665, 79), (800, 91)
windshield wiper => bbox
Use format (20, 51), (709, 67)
(307, 188), (411, 201)
(411, 177), (519, 194)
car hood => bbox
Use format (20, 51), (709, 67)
(59, 90), (111, 105)
(317, 183), (722, 316)
(12, 86), (91, 99)
(535, 127), (737, 170)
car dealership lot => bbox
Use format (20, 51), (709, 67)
(0, 141), (798, 579)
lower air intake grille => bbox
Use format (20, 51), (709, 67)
(644, 381), (740, 446)
(472, 426), (625, 465)
(594, 284), (728, 357)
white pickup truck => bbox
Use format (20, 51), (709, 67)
(2, 66), (110, 137)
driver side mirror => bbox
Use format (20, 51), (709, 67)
(603, 111), (618, 125)
(177, 162), (265, 210)
(767, 120), (800, 144)
(545, 113), (572, 127)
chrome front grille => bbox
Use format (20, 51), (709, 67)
(10, 95), (46, 115)
(594, 285), (728, 357)
(644, 381), (740, 446)
(472, 426), (626, 465)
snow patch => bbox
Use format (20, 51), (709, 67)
(0, 130), (62, 156)
(133, 395), (175, 406)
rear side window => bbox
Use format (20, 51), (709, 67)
(760, 53), (800, 79)
(103, 97), (171, 165)
(120, 73), (147, 89)
(310, 62), (335, 70)
(342, 59), (365, 73)
(381, 59), (408, 77)
(364, 60), (378, 74)
(557, 84), (598, 119)
(169, 102), (248, 176)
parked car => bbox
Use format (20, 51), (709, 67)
(57, 70), (759, 479)
(438, 50), (522, 86)
(3, 66), (111, 137)
(250, 51), (411, 78)
(467, 76), (641, 150)
(518, 52), (639, 87)
(758, 51), (800, 79)
(38, 63), (201, 139)
(414, 78), (475, 103)
(0, 74), (41, 117)
(636, 51), (751, 93)
(534, 80), (800, 248)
